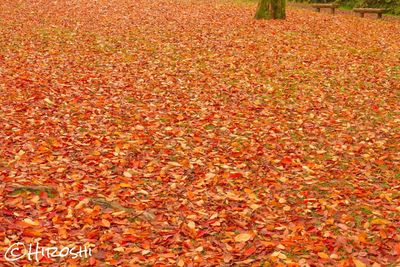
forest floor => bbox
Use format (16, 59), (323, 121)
(0, 0), (399, 266)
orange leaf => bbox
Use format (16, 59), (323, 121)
(394, 243), (400, 255)
(23, 228), (44, 237)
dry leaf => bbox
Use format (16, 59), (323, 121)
(234, 233), (252, 243)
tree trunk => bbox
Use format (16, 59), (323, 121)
(255, 0), (286, 20)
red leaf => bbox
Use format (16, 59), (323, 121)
(244, 245), (257, 257)
(280, 157), (292, 165)
(394, 243), (400, 255)
(229, 172), (243, 179)
(89, 257), (97, 265)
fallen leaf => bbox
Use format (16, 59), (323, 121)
(353, 259), (367, 267)
(234, 233), (252, 243)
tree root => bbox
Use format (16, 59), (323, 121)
(10, 185), (57, 197)
(90, 197), (155, 221)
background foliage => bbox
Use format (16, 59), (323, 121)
(296, 0), (400, 14)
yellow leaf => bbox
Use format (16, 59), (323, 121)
(223, 253), (233, 263)
(205, 173), (216, 180)
(278, 177), (287, 183)
(353, 259), (367, 267)
(123, 171), (132, 178)
(370, 218), (390, 225)
(244, 188), (252, 194)
(318, 252), (329, 259)
(330, 253), (339, 259)
(92, 151), (101, 156)
(23, 218), (40, 226)
(114, 247), (125, 252)
(75, 199), (89, 209)
(278, 252), (287, 260)
(357, 232), (367, 243)
(168, 161), (182, 167)
(276, 244), (285, 249)
(44, 98), (54, 105)
(119, 183), (132, 188)
(177, 258), (185, 267)
(31, 195), (39, 204)
(283, 205), (291, 211)
(123, 229), (137, 235)
(135, 125), (145, 130)
(102, 219), (111, 227)
(272, 251), (287, 259)
(141, 250), (151, 255)
(234, 233), (252, 243)
(260, 241), (274, 247)
(187, 221), (196, 230)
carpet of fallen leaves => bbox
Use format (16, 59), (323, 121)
(0, 0), (399, 266)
